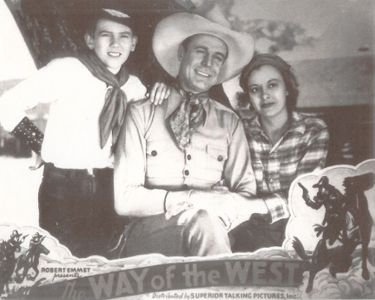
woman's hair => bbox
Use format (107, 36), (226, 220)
(239, 54), (299, 112)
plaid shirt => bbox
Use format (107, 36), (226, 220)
(243, 112), (329, 223)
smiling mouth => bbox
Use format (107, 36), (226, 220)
(108, 52), (121, 57)
(261, 102), (274, 109)
(196, 70), (211, 78)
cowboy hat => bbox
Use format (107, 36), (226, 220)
(152, 12), (254, 83)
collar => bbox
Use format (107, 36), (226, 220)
(289, 111), (307, 135)
(248, 111), (306, 137)
(164, 87), (210, 120)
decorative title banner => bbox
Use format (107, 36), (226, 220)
(27, 259), (306, 299)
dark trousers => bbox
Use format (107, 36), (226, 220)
(38, 164), (124, 258)
(230, 214), (288, 252)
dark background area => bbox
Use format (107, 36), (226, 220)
(6, 0), (180, 86)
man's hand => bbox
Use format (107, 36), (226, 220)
(190, 190), (269, 230)
(164, 191), (193, 220)
(188, 191), (237, 230)
(148, 82), (171, 105)
(165, 188), (269, 231)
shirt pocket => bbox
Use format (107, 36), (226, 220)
(206, 144), (228, 166)
(190, 142), (228, 182)
(145, 139), (183, 179)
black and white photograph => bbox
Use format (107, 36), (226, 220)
(0, 0), (374, 299)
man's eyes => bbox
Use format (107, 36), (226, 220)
(213, 55), (225, 63)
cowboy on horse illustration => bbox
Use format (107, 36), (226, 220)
(295, 173), (375, 293)
(0, 230), (27, 295)
(14, 232), (50, 283)
(298, 176), (350, 244)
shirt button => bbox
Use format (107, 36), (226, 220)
(184, 170), (190, 176)
(151, 150), (157, 156)
(217, 155), (223, 162)
(187, 154), (192, 160)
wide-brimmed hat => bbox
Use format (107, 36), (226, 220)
(152, 13), (254, 83)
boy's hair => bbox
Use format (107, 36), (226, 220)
(86, 8), (136, 36)
(240, 53), (299, 112)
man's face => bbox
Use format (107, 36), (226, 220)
(178, 34), (227, 93)
(85, 19), (137, 74)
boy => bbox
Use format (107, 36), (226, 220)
(0, 8), (168, 258)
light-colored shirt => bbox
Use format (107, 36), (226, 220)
(0, 57), (146, 169)
(243, 111), (329, 222)
(114, 88), (259, 226)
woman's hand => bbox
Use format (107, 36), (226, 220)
(148, 82), (171, 105)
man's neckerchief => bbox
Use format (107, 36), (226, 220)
(168, 86), (208, 150)
(78, 51), (129, 150)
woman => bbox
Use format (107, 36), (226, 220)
(232, 54), (329, 251)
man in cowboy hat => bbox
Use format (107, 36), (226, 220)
(114, 13), (284, 256)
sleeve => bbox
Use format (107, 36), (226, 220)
(223, 118), (256, 197)
(0, 59), (65, 131)
(296, 121), (329, 176)
(114, 102), (186, 217)
(262, 192), (290, 223)
(263, 120), (330, 223)
(123, 75), (148, 103)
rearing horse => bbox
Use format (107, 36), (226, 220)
(0, 230), (27, 295)
(342, 173), (374, 280)
(297, 173), (375, 292)
(14, 233), (50, 283)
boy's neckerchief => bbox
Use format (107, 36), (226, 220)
(168, 85), (208, 150)
(78, 51), (129, 149)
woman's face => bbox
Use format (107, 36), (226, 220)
(246, 65), (288, 119)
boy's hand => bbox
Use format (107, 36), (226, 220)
(148, 82), (171, 105)
(29, 152), (44, 170)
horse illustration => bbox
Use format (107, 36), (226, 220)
(0, 230), (27, 295)
(293, 234), (360, 293)
(14, 232), (50, 283)
(296, 172), (375, 292)
(342, 173), (374, 280)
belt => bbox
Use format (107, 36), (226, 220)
(43, 163), (112, 180)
